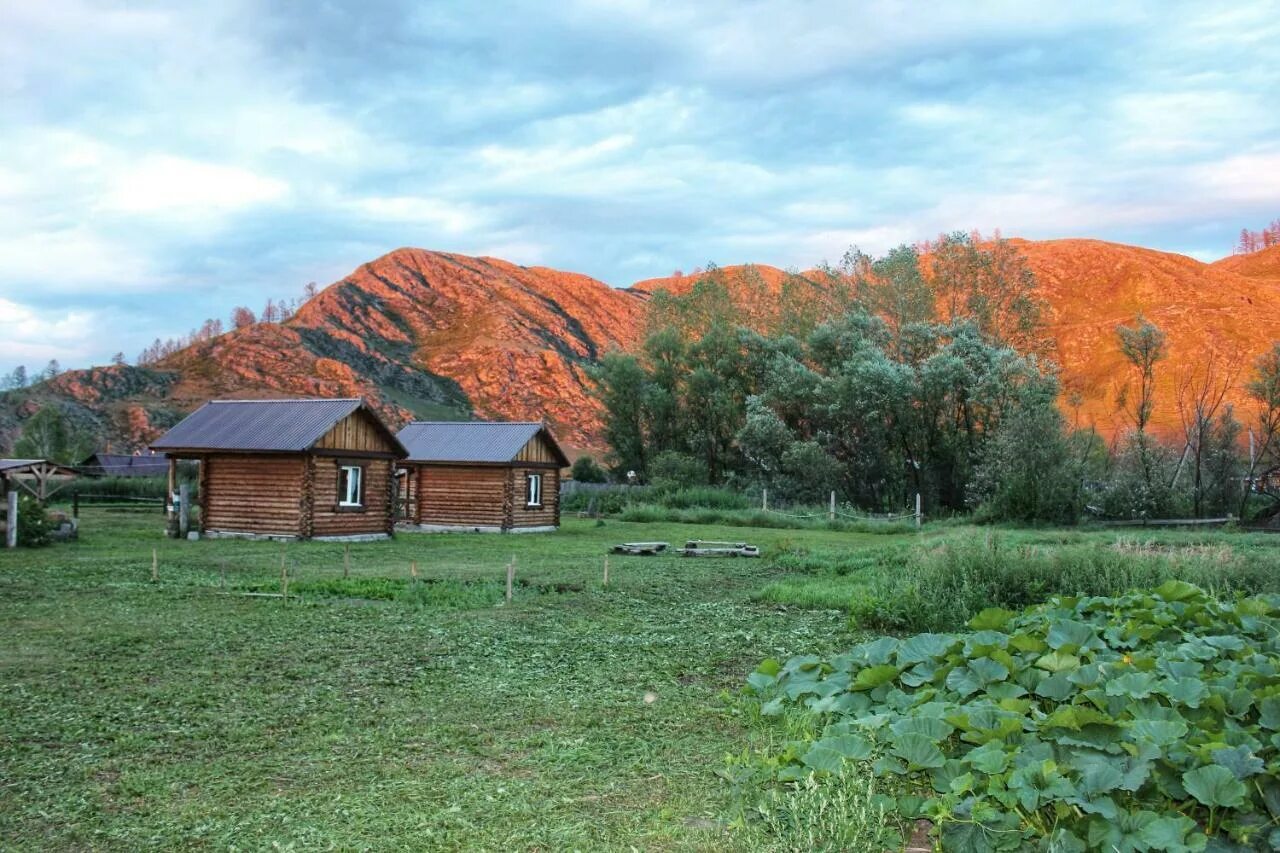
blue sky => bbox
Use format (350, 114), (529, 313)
(2, 1), (1279, 374)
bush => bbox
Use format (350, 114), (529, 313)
(748, 582), (1280, 850)
(655, 486), (751, 510)
(15, 495), (52, 547)
(570, 456), (608, 483)
(647, 450), (706, 490)
(849, 533), (1280, 633)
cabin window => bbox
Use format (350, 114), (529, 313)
(526, 473), (542, 507)
(338, 464), (364, 507)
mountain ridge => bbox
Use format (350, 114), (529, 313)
(4, 240), (1280, 457)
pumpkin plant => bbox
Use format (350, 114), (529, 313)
(747, 582), (1280, 851)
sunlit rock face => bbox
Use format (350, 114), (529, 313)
(6, 242), (1280, 455)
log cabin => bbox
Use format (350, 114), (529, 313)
(151, 398), (407, 541)
(396, 421), (569, 532)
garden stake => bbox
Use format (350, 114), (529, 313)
(603, 555), (610, 588)
(219, 559), (226, 589)
(151, 548), (158, 582)
(411, 560), (418, 582)
(280, 551), (288, 601)
(343, 543), (350, 579)
(506, 556), (515, 603)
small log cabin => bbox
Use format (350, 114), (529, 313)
(396, 421), (569, 532)
(151, 398), (407, 541)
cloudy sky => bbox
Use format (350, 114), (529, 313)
(2, 1), (1279, 374)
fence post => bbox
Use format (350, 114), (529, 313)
(73, 491), (79, 520)
(915, 493), (922, 529)
(506, 556), (515, 603)
(829, 491), (836, 521)
(343, 543), (350, 579)
(5, 490), (16, 548)
(179, 483), (190, 539)
(762, 489), (768, 512)
(603, 555), (610, 588)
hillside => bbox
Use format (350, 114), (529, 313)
(3, 240), (1280, 457)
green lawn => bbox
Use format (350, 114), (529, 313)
(0, 509), (902, 850)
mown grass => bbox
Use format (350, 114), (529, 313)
(0, 507), (893, 850)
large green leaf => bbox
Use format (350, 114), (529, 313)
(1137, 814), (1200, 851)
(851, 664), (899, 691)
(1182, 765), (1248, 808)
(1128, 717), (1188, 746)
(964, 741), (1010, 775)
(891, 715), (954, 741)
(1047, 619), (1097, 652)
(1212, 745), (1264, 780)
(892, 732), (946, 769)
(816, 733), (874, 761)
(968, 656), (1010, 685)
(896, 633), (956, 665)
(968, 607), (1017, 631)
(1259, 696), (1280, 730)
(1154, 579), (1205, 602)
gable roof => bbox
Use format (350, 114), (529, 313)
(81, 452), (169, 477)
(397, 421), (569, 466)
(151, 398), (406, 455)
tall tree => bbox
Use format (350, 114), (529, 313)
(1174, 351), (1241, 517)
(1241, 343), (1280, 517)
(13, 406), (92, 464)
(1115, 316), (1167, 433)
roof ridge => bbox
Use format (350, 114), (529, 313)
(405, 420), (543, 425)
(207, 397), (363, 404)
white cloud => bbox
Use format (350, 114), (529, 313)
(0, 297), (101, 364)
(0, 227), (162, 292)
(101, 155), (289, 216)
(349, 196), (486, 234)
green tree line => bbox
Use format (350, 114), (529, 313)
(593, 233), (1280, 523)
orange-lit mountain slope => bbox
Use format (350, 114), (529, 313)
(1012, 239), (1280, 438)
(5, 241), (1280, 456)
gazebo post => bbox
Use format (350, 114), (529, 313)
(166, 456), (178, 537)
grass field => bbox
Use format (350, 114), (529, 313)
(6, 511), (1279, 849)
(0, 508), (893, 850)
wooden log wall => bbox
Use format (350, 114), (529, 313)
(415, 465), (507, 528)
(202, 454), (304, 536)
(314, 411), (398, 454)
(514, 432), (562, 465)
(508, 467), (560, 528)
(310, 457), (394, 537)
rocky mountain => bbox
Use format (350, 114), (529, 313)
(4, 241), (1280, 458)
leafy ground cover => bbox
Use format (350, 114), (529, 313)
(746, 582), (1280, 850)
(0, 507), (881, 850)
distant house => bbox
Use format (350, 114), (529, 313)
(396, 421), (569, 532)
(80, 451), (169, 478)
(151, 398), (407, 541)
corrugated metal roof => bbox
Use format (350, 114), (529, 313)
(0, 459), (45, 473)
(397, 421), (567, 465)
(151, 398), (377, 453)
(82, 453), (169, 477)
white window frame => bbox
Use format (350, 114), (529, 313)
(526, 473), (542, 507)
(338, 464), (364, 508)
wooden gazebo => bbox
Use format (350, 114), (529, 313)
(0, 459), (78, 501)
